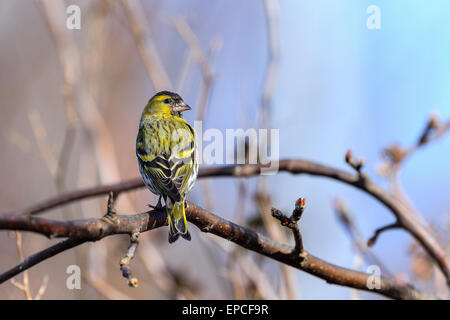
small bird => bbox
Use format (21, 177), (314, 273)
(136, 91), (198, 243)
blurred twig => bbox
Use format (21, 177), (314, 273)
(172, 18), (220, 121)
(33, 275), (49, 300)
(208, 235), (278, 299)
(39, 0), (80, 224)
(377, 115), (450, 287)
(139, 240), (198, 299)
(120, 0), (172, 91)
(345, 146), (450, 287)
(27, 110), (58, 176)
(172, 17), (233, 298)
(380, 115), (450, 228)
(381, 115), (450, 173)
(40, 0), (79, 193)
(39, 0), (95, 298)
(261, 0), (281, 124)
(334, 198), (393, 277)
(83, 274), (132, 300)
(173, 17), (221, 211)
(10, 232), (32, 300)
(256, 0), (298, 300)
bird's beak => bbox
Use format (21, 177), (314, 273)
(171, 102), (191, 113)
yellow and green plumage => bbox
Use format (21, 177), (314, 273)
(136, 91), (198, 243)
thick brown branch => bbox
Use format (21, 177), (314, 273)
(4, 159), (448, 286)
(0, 202), (435, 299)
(0, 210), (165, 240)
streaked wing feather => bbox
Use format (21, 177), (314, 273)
(139, 156), (181, 202)
(137, 117), (196, 202)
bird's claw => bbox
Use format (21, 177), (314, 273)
(148, 196), (163, 210)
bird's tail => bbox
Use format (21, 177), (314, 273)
(166, 199), (191, 243)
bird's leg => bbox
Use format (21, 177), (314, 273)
(148, 196), (163, 210)
(156, 196), (163, 209)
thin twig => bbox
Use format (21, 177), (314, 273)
(208, 235), (278, 299)
(84, 274), (132, 300)
(271, 198), (306, 253)
(345, 150), (365, 175)
(120, 232), (140, 287)
(11, 231), (32, 300)
(34, 275), (49, 300)
(173, 16), (220, 212)
(119, 0), (172, 90)
(40, 0), (79, 194)
(367, 222), (402, 247)
(334, 198), (394, 277)
(0, 238), (85, 284)
(172, 17), (218, 121)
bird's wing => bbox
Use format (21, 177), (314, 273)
(137, 118), (196, 202)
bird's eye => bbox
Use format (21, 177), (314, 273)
(164, 98), (171, 104)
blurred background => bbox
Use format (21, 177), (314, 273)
(0, 0), (449, 299)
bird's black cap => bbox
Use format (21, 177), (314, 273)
(153, 91), (182, 100)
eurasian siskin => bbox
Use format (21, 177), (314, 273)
(136, 91), (198, 243)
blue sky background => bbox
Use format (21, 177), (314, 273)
(274, 0), (450, 298)
(173, 0), (450, 298)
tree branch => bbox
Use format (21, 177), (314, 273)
(334, 198), (394, 278)
(0, 238), (84, 284)
(4, 158), (449, 286)
(0, 201), (436, 300)
(271, 198), (306, 253)
(120, 232), (140, 287)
